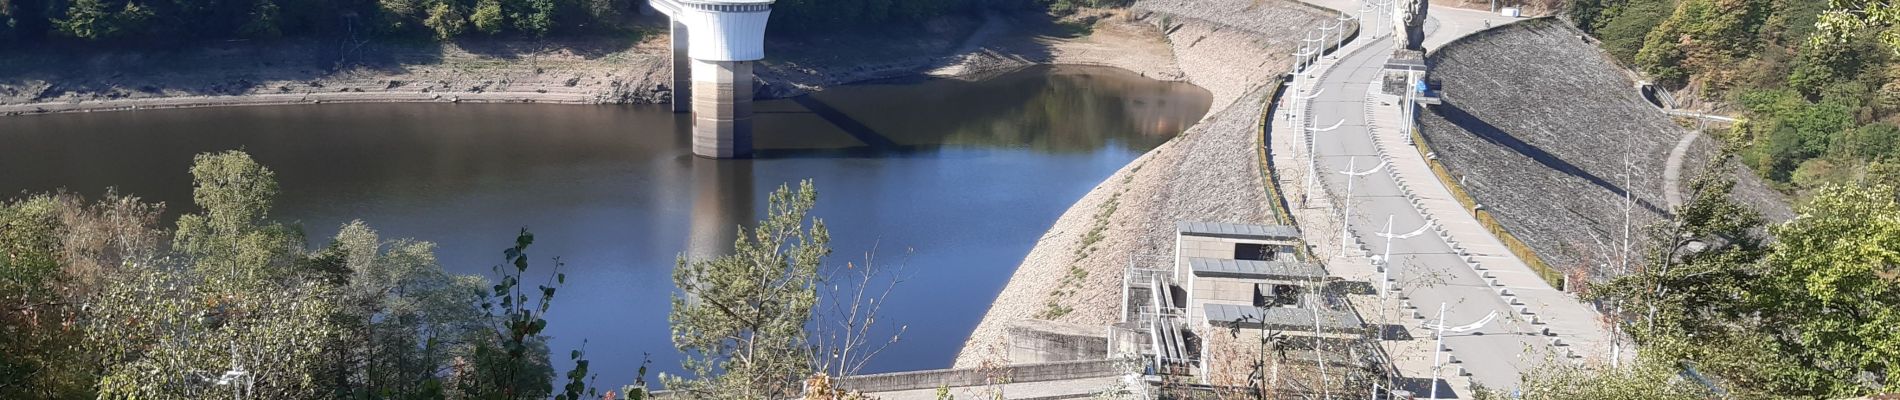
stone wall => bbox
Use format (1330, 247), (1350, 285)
(832, 359), (1122, 393)
(1415, 18), (1684, 278)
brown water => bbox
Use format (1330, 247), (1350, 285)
(0, 65), (1211, 386)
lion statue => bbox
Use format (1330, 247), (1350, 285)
(1391, 0), (1428, 50)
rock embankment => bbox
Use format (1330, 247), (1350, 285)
(0, 11), (1183, 115)
(1415, 18), (1785, 279)
(953, 0), (1330, 368)
(0, 37), (674, 114)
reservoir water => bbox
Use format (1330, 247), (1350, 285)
(0, 65), (1210, 386)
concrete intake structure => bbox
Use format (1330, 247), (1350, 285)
(650, 0), (773, 158)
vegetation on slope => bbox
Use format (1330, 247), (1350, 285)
(1497, 161), (1899, 398)
(1569, 0), (1899, 193)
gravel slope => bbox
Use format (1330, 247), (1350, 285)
(953, 0), (1328, 368)
(1415, 18), (1787, 280)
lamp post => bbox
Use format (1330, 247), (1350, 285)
(1423, 308), (1502, 399)
(1318, 21), (1336, 59)
(1373, 215), (1431, 298)
(1430, 302), (1447, 400)
(1334, 13), (1354, 54)
(1302, 34), (1323, 70)
(1303, 118), (1343, 207)
(1335, 157), (1387, 254)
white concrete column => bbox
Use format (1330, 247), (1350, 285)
(691, 59), (754, 158)
(671, 18), (691, 113)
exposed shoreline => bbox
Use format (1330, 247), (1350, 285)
(0, 10), (1180, 117)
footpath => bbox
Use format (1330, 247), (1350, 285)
(1265, 1), (1615, 397)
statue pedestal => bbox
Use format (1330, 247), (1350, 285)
(1382, 49), (1427, 96)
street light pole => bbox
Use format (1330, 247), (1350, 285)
(1336, 157), (1387, 254)
(1303, 118), (1343, 207)
(1430, 302), (1448, 399)
(1335, 13), (1353, 54)
(1380, 214), (1394, 297)
(1375, 216), (1432, 299)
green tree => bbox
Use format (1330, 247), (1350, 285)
(324, 220), (489, 399)
(667, 180), (829, 398)
(508, 0), (555, 36)
(54, 0), (152, 39)
(1594, 161), (1765, 353)
(171, 150), (304, 290)
(2, 190), (166, 399)
(377, 0), (424, 32)
(451, 229), (571, 400)
(1750, 183), (1900, 395)
(471, 0), (504, 34)
(1815, 0), (1900, 55)
(425, 1), (468, 40)
(0, 196), (87, 399)
(1585, 0), (1676, 65)
(1516, 357), (1716, 399)
(1634, 0), (1772, 89)
(84, 151), (345, 398)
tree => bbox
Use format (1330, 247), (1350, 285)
(53, 0), (152, 39)
(0, 195), (94, 399)
(452, 228), (599, 400)
(1815, 0), (1900, 55)
(172, 150), (305, 291)
(85, 151), (345, 398)
(324, 220), (489, 399)
(668, 180), (829, 398)
(508, 0), (555, 36)
(1596, 158), (1765, 342)
(1515, 356), (1716, 399)
(425, 1), (468, 40)
(1750, 183), (1900, 395)
(471, 0), (504, 34)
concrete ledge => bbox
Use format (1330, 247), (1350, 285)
(834, 359), (1121, 393)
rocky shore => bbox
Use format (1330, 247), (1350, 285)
(0, 10), (1181, 116)
(0, 35), (677, 115)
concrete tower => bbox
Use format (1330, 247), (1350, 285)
(650, 0), (773, 158)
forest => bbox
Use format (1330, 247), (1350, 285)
(1569, 0), (1900, 192)
(1523, 1), (1900, 397)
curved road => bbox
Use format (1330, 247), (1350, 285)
(1293, 3), (1598, 394)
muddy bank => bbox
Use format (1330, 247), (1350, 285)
(953, 0), (1332, 368)
(0, 10), (1181, 116)
(0, 35), (677, 115)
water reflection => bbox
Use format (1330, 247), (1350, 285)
(687, 157), (753, 260)
(0, 64), (1211, 387)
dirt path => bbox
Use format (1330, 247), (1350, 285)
(1663, 129), (1700, 209)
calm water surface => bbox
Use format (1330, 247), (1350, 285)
(0, 65), (1210, 386)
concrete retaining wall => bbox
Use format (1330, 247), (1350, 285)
(835, 359), (1122, 393)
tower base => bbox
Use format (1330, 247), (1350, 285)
(690, 59), (754, 159)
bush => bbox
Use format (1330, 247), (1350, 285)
(1587, 0), (1673, 65)
(472, 0), (504, 34)
(424, 2), (468, 40)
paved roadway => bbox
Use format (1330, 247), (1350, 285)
(1291, 3), (1589, 395)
